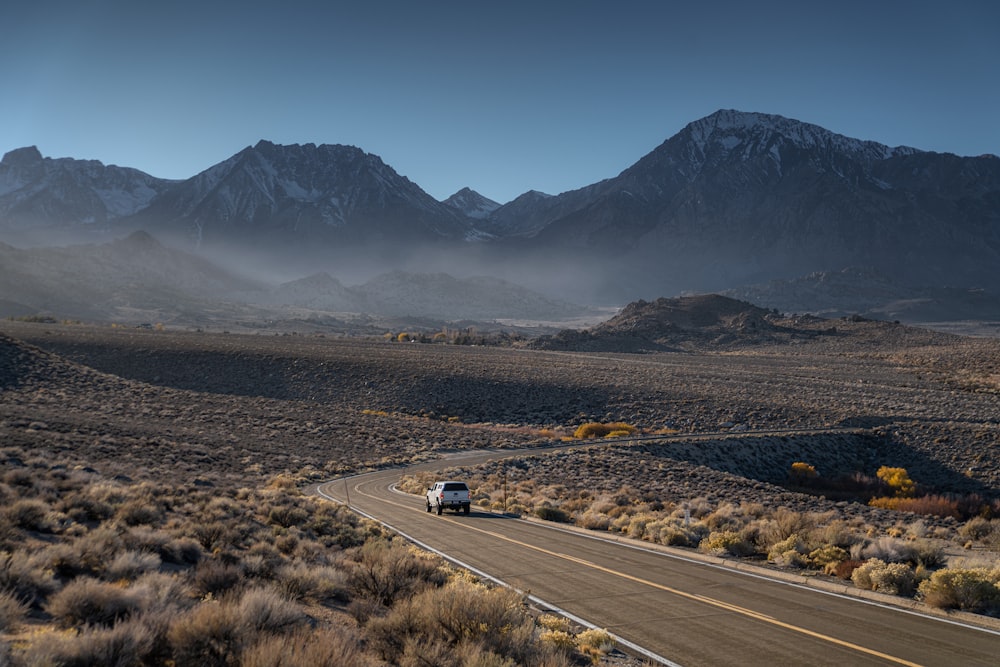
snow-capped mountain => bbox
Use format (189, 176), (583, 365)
(678, 109), (920, 175)
(126, 140), (477, 250)
(442, 187), (500, 220)
(2, 109), (998, 312)
(0, 146), (175, 234)
(505, 109), (1000, 294)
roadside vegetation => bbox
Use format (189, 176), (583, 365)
(387, 328), (526, 347)
(0, 445), (618, 666)
(401, 456), (1000, 616)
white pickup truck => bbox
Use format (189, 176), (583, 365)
(426, 481), (471, 515)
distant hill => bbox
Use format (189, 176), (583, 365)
(529, 294), (952, 352)
(530, 295), (779, 352)
(724, 267), (1000, 323)
(258, 270), (588, 321)
(0, 231), (262, 321)
(0, 232), (587, 326)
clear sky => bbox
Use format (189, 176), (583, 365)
(3, 1), (998, 204)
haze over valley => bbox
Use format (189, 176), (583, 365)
(2, 110), (998, 333)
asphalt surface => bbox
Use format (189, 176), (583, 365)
(316, 450), (1000, 667)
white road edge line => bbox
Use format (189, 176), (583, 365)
(316, 479), (682, 667)
(502, 502), (1000, 638)
(384, 484), (1000, 638)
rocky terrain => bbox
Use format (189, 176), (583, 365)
(0, 327), (532, 486)
(529, 293), (962, 353)
(2, 314), (997, 501)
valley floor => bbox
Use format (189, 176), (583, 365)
(0, 319), (998, 662)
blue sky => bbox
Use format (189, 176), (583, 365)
(3, 1), (998, 203)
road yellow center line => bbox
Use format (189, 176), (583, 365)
(463, 521), (923, 666)
(341, 482), (924, 667)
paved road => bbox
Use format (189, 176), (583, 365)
(316, 450), (1000, 667)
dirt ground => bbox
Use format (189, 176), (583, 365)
(2, 318), (996, 501)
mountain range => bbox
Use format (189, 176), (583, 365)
(2, 109), (998, 323)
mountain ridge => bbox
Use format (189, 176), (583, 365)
(121, 140), (478, 250)
(0, 145), (176, 237)
(513, 109), (1000, 297)
(442, 187), (500, 221)
(2, 109), (998, 317)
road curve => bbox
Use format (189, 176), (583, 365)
(316, 449), (1000, 667)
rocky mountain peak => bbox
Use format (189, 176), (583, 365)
(0, 147), (172, 229)
(126, 139), (478, 250)
(1, 147), (47, 195)
(248, 139), (369, 165)
(1, 146), (44, 168)
(665, 109), (922, 179)
(442, 187), (500, 219)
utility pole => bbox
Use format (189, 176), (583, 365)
(503, 468), (507, 514)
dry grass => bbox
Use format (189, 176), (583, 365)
(46, 577), (143, 628)
(0, 590), (27, 632)
(869, 495), (963, 519)
(242, 626), (379, 667)
(0, 440), (605, 666)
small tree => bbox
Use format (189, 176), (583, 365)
(789, 462), (817, 484)
(573, 422), (636, 439)
(876, 466), (916, 498)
